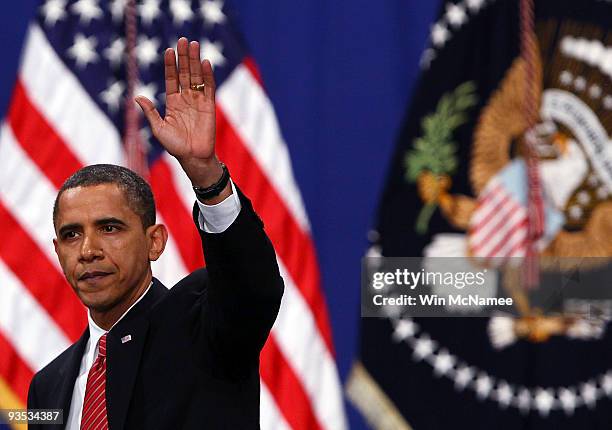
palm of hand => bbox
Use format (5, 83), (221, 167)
(160, 91), (215, 161)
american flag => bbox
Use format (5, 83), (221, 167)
(0, 1), (347, 429)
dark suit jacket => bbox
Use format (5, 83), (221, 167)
(27, 190), (284, 429)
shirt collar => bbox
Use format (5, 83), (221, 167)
(87, 281), (154, 339)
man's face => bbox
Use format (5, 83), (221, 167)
(53, 184), (165, 315)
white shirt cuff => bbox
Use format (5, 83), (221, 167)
(196, 180), (242, 233)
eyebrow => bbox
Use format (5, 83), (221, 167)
(58, 217), (128, 236)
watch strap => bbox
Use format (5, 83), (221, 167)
(192, 163), (230, 200)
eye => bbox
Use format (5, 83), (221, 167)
(61, 231), (79, 240)
(102, 225), (120, 233)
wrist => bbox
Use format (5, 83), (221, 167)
(192, 162), (232, 205)
(196, 181), (232, 205)
(180, 156), (223, 188)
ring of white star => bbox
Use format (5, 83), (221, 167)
(389, 316), (612, 415)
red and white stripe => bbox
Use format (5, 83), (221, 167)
(468, 179), (528, 260)
(0, 21), (346, 430)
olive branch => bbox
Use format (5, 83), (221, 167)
(404, 81), (478, 234)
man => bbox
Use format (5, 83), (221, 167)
(26, 37), (284, 429)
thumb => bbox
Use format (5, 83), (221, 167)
(135, 96), (163, 132)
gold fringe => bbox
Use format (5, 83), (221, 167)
(0, 377), (27, 430)
(346, 361), (414, 430)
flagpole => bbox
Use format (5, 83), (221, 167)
(124, 0), (148, 178)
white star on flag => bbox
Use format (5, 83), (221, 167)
(200, 0), (226, 25)
(68, 34), (99, 68)
(446, 3), (467, 28)
(41, 0), (67, 26)
(466, 0), (486, 12)
(137, 36), (161, 69)
(170, 0), (194, 25)
(104, 38), (125, 69)
(109, 0), (127, 22)
(70, 0), (103, 25)
(200, 39), (226, 67)
(139, 0), (162, 26)
(100, 80), (125, 112)
(136, 82), (158, 106)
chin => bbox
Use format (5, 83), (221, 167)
(78, 290), (117, 313)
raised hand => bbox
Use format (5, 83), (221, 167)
(136, 37), (225, 194)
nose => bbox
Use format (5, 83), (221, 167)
(79, 233), (103, 262)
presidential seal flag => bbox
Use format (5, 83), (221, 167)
(0, 1), (346, 429)
(348, 0), (612, 428)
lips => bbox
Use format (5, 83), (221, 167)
(78, 271), (112, 281)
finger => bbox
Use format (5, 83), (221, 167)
(164, 48), (179, 95)
(189, 41), (203, 85)
(135, 96), (163, 133)
(177, 37), (190, 90)
(201, 59), (216, 100)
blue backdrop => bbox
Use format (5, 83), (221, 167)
(0, 1), (440, 428)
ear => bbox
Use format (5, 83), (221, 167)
(146, 224), (168, 261)
(53, 238), (59, 256)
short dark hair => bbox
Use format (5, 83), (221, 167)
(53, 164), (156, 230)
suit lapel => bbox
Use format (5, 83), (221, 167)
(105, 281), (166, 430)
(106, 315), (149, 430)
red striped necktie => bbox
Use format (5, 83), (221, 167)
(81, 333), (109, 430)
